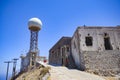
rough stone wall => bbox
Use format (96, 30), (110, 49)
(49, 37), (71, 66)
(71, 29), (85, 70)
(71, 26), (120, 76)
(78, 27), (120, 51)
(71, 30), (80, 68)
(83, 50), (120, 76)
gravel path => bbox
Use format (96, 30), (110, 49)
(49, 65), (106, 80)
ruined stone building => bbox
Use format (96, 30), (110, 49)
(71, 26), (120, 76)
(49, 37), (71, 66)
(49, 37), (76, 68)
(49, 26), (120, 76)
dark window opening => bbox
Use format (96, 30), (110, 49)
(104, 37), (113, 50)
(88, 33), (90, 36)
(104, 33), (107, 36)
(32, 61), (34, 65)
(67, 47), (69, 52)
(85, 37), (93, 46)
(51, 51), (54, 53)
(117, 47), (119, 50)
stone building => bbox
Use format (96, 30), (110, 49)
(71, 26), (120, 76)
(49, 37), (76, 67)
(49, 25), (120, 76)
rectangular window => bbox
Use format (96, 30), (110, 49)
(51, 51), (54, 53)
(67, 47), (69, 52)
(85, 37), (93, 46)
(32, 61), (34, 65)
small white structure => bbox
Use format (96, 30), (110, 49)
(28, 18), (42, 31)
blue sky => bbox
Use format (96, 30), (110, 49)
(0, 0), (120, 79)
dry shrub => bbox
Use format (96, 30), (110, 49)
(38, 66), (51, 80)
(40, 67), (50, 76)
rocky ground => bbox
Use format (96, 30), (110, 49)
(14, 66), (50, 80)
(13, 64), (120, 80)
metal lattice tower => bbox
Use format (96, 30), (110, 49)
(29, 31), (38, 52)
(28, 18), (42, 68)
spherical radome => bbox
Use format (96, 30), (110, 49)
(28, 17), (42, 31)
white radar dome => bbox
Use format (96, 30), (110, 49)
(28, 17), (42, 31)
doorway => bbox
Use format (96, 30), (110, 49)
(104, 37), (113, 50)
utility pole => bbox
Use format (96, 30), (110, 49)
(12, 58), (19, 78)
(4, 61), (12, 80)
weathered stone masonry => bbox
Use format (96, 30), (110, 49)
(71, 26), (120, 76)
(49, 37), (71, 66)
